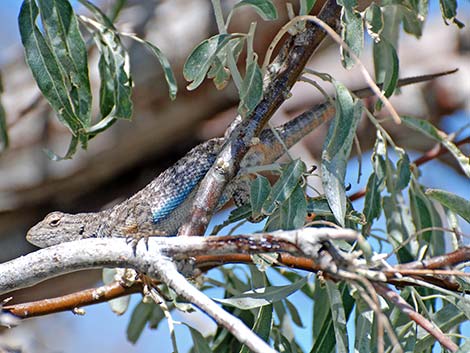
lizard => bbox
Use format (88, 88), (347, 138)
(26, 71), (455, 248)
(26, 102), (334, 248)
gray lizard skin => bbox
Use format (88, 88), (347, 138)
(25, 70), (449, 248)
(26, 102), (334, 248)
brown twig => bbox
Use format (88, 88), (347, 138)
(374, 283), (458, 352)
(6, 243), (470, 319)
(350, 137), (470, 201)
(4, 281), (143, 318)
(396, 246), (470, 270)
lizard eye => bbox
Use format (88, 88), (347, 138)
(49, 217), (61, 227)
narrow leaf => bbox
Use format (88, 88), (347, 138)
(340, 6), (364, 69)
(400, 3), (427, 38)
(19, 0), (86, 140)
(239, 304), (273, 353)
(262, 160), (306, 215)
(127, 301), (153, 343)
(354, 299), (373, 352)
(285, 298), (304, 328)
(187, 324), (212, 353)
(326, 281), (349, 353)
(362, 172), (382, 233)
(84, 16), (133, 121)
(401, 115), (470, 177)
(238, 60), (263, 117)
(426, 188), (470, 223)
(364, 3), (383, 40)
(37, 0), (92, 127)
(251, 175), (271, 220)
(409, 181), (445, 256)
(214, 276), (308, 310)
(373, 37), (399, 101)
(415, 302), (466, 351)
(322, 82), (363, 226)
(311, 281), (354, 353)
(44, 134), (79, 161)
(374, 5), (400, 98)
(383, 195), (415, 263)
(279, 183), (307, 230)
(439, 0), (464, 27)
(183, 34), (234, 90)
(234, 0), (278, 21)
(126, 35), (177, 100)
(394, 151), (411, 191)
(212, 204), (252, 235)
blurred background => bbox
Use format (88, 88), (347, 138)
(0, 0), (469, 352)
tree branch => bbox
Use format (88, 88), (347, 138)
(0, 228), (357, 353)
(374, 283), (458, 352)
(179, 0), (342, 236)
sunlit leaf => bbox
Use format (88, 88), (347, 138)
(426, 188), (470, 223)
(339, 3), (364, 69)
(19, 0), (89, 155)
(83, 16), (133, 121)
(37, 0), (91, 127)
(364, 3), (383, 40)
(184, 34), (236, 90)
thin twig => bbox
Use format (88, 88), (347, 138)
(374, 283), (458, 352)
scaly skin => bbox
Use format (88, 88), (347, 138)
(26, 71), (451, 247)
(26, 102), (334, 247)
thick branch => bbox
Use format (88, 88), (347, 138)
(0, 228), (356, 353)
(179, 0), (342, 235)
(0, 228), (357, 295)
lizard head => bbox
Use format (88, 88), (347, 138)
(26, 211), (101, 248)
